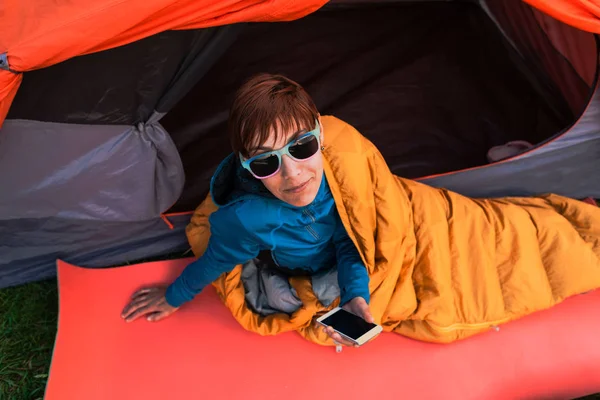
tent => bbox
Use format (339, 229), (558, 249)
(1, 0), (599, 288)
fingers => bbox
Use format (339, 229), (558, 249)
(132, 288), (154, 299)
(361, 305), (375, 324)
(146, 310), (172, 322)
(122, 287), (176, 323)
(331, 333), (355, 347)
(121, 297), (150, 318)
(121, 295), (156, 322)
(344, 298), (375, 324)
(323, 326), (357, 347)
(146, 312), (161, 322)
(122, 287), (159, 317)
(123, 304), (151, 322)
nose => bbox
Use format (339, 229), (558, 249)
(280, 154), (302, 178)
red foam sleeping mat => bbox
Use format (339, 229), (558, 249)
(46, 259), (600, 400)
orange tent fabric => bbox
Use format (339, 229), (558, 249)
(1, 0), (598, 128)
(525, 0), (600, 34)
(0, 0), (327, 127)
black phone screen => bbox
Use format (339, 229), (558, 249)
(321, 308), (377, 341)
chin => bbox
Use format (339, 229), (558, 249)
(286, 196), (315, 207)
(281, 183), (319, 207)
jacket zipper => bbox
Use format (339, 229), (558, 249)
(303, 208), (320, 239)
(303, 208), (316, 223)
(305, 225), (320, 240)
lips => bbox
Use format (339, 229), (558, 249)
(284, 179), (311, 193)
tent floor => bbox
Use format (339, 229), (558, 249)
(163, 2), (571, 212)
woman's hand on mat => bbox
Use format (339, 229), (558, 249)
(323, 297), (375, 347)
(121, 286), (179, 323)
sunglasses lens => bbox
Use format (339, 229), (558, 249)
(289, 135), (319, 160)
(249, 154), (279, 178)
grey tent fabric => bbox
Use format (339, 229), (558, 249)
(0, 214), (190, 288)
(0, 120), (184, 221)
(421, 65), (600, 199)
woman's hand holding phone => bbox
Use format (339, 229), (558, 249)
(322, 296), (376, 347)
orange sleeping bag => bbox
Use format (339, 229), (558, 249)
(186, 116), (600, 345)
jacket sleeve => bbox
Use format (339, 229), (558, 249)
(165, 205), (260, 307)
(332, 214), (370, 306)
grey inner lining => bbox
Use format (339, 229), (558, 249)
(241, 259), (340, 316)
(0, 119), (184, 221)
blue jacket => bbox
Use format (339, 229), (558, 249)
(165, 154), (370, 308)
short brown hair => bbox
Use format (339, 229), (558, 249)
(228, 73), (319, 157)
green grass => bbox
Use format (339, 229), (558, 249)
(0, 280), (58, 400)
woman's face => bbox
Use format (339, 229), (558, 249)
(250, 119), (324, 207)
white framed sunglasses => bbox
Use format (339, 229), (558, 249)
(240, 121), (321, 179)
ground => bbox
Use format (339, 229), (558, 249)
(0, 280), (57, 400)
(1, 279), (599, 399)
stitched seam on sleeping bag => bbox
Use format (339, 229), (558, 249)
(438, 189), (462, 324)
(446, 212), (462, 324)
(491, 203), (509, 319)
(525, 211), (554, 302)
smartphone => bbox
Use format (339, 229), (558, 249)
(316, 307), (383, 346)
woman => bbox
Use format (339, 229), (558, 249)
(121, 73), (372, 347)
(122, 73), (600, 347)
